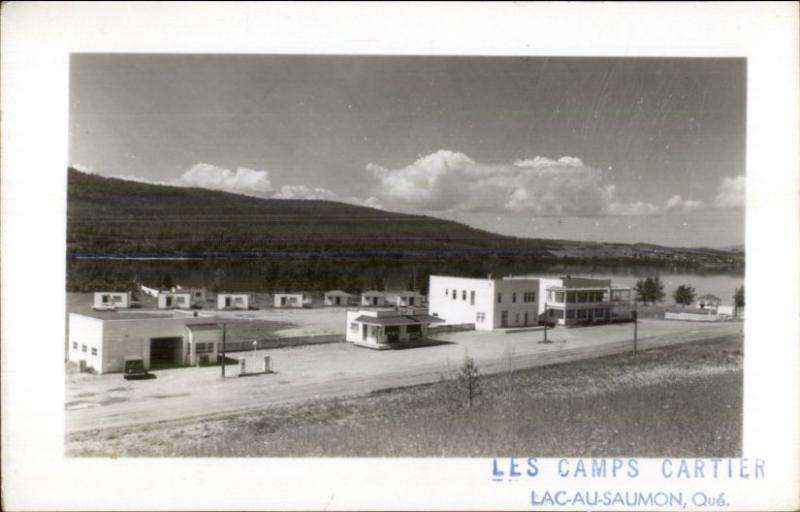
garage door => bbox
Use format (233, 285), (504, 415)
(149, 337), (183, 368)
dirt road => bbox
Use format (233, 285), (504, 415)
(65, 319), (741, 434)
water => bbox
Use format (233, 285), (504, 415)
(68, 257), (743, 306)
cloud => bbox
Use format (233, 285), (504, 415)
(273, 184), (339, 201)
(175, 163), (274, 197)
(714, 175), (745, 209)
(664, 194), (703, 213)
(607, 201), (661, 216)
(365, 150), (684, 217)
(71, 163), (95, 174)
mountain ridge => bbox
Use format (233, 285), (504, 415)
(67, 168), (743, 267)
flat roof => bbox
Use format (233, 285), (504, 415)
(353, 314), (444, 326)
(185, 323), (221, 330)
(74, 312), (176, 321)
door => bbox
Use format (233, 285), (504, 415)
(335, 297), (341, 305)
(362, 324), (368, 341)
(501, 311), (508, 328)
(225, 297), (231, 307)
(281, 297), (287, 307)
(524, 312), (529, 326)
(166, 296), (173, 307)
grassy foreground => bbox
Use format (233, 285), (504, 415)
(66, 336), (743, 457)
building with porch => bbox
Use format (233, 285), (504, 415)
(345, 307), (443, 349)
(428, 274), (634, 330)
(67, 312), (222, 374)
(541, 277), (634, 326)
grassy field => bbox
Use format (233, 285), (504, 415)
(66, 335), (742, 457)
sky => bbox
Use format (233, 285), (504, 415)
(69, 55), (746, 248)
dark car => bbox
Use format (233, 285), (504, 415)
(123, 356), (150, 379)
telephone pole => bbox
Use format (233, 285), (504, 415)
(632, 309), (638, 355)
(221, 322), (227, 378)
(543, 303), (549, 344)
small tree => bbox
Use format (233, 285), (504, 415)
(457, 356), (482, 409)
(212, 267), (226, 292)
(673, 284), (696, 307)
(635, 276), (666, 305)
(734, 285), (745, 308)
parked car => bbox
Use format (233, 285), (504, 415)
(123, 357), (149, 379)
(91, 304), (117, 312)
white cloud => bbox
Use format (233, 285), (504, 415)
(607, 201), (661, 216)
(112, 174), (165, 186)
(664, 194), (703, 213)
(365, 150), (678, 217)
(273, 184), (339, 201)
(714, 175), (745, 209)
(175, 163), (274, 197)
(71, 163), (95, 174)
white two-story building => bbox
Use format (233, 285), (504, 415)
(428, 274), (633, 330)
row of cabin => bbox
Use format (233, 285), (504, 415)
(94, 288), (425, 311)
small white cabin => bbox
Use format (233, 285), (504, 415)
(273, 292), (311, 308)
(174, 287), (207, 305)
(361, 291), (388, 307)
(92, 292), (132, 310)
(390, 291), (424, 307)
(217, 293), (250, 310)
(694, 294), (722, 310)
(157, 291), (192, 309)
(324, 290), (355, 306)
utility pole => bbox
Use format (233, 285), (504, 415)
(632, 309), (638, 355)
(221, 322), (227, 378)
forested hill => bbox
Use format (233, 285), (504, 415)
(66, 168), (743, 267)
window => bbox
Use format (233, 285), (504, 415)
(515, 312), (520, 323)
(350, 322), (359, 333)
(81, 344), (87, 352)
(462, 290), (467, 301)
(111, 294), (122, 303)
(445, 288), (449, 296)
(476, 312), (485, 323)
(497, 293), (502, 304)
(566, 310), (575, 319)
(595, 308), (605, 318)
(567, 292), (577, 303)
(578, 309), (587, 319)
(452, 289), (457, 300)
(101, 294), (109, 303)
(196, 342), (214, 354)
(72, 341), (78, 349)
(555, 291), (565, 303)
(470, 291), (475, 305)
(523, 292), (536, 302)
(175, 296), (186, 304)
(91, 348), (98, 356)
(512, 292), (517, 303)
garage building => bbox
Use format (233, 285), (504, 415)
(67, 312), (222, 374)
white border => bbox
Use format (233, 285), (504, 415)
(2, 2), (798, 510)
